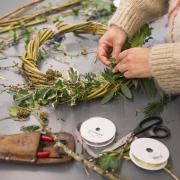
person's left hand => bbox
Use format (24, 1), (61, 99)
(112, 48), (152, 78)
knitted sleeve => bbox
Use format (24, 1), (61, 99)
(109, 0), (168, 38)
(150, 43), (180, 93)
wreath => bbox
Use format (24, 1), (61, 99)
(11, 21), (154, 114)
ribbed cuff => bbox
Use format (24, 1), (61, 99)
(150, 44), (180, 93)
(109, 0), (167, 38)
(109, 6), (145, 38)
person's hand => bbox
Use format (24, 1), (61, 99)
(113, 48), (152, 78)
(97, 25), (127, 66)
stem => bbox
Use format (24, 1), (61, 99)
(0, 116), (13, 121)
(0, 0), (81, 33)
(163, 168), (180, 180)
(88, 88), (108, 100)
(0, 0), (44, 20)
(123, 155), (179, 180)
(54, 140), (124, 180)
(86, 83), (109, 99)
(0, 18), (46, 33)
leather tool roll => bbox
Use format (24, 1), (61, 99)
(0, 132), (75, 164)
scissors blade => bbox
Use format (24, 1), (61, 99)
(102, 132), (133, 152)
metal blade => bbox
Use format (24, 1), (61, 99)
(102, 132), (133, 152)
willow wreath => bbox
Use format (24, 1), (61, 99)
(11, 21), (152, 112)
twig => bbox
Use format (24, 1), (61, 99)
(0, 63), (19, 70)
(123, 155), (179, 180)
(0, 116), (13, 121)
(0, 0), (81, 33)
(83, 167), (90, 177)
(0, 54), (21, 60)
(0, 35), (23, 51)
(164, 168), (180, 180)
(0, 0), (44, 21)
(0, 83), (26, 93)
(55, 140), (124, 180)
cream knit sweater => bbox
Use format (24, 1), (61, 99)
(110, 0), (180, 93)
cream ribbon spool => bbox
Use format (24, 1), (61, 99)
(129, 138), (169, 170)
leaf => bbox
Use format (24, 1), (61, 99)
(37, 49), (48, 60)
(22, 27), (34, 47)
(44, 88), (57, 101)
(68, 97), (76, 106)
(121, 84), (132, 99)
(67, 67), (79, 83)
(20, 125), (40, 132)
(31, 100), (39, 109)
(34, 88), (47, 100)
(101, 68), (115, 84)
(130, 24), (152, 48)
(139, 78), (158, 97)
(144, 95), (178, 117)
(38, 99), (48, 105)
(94, 0), (114, 14)
(55, 79), (63, 89)
(109, 58), (116, 69)
(96, 154), (119, 172)
(52, 98), (58, 108)
(9, 106), (18, 117)
(57, 45), (67, 53)
(101, 89), (114, 104)
(34, 88), (49, 105)
(14, 89), (29, 100)
(50, 15), (64, 23)
(9, 29), (17, 43)
(144, 100), (164, 118)
(72, 8), (80, 16)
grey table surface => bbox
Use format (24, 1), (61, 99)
(0, 1), (180, 180)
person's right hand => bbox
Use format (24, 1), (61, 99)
(97, 25), (127, 66)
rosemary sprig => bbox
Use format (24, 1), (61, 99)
(144, 95), (179, 117)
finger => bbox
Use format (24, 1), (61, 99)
(98, 50), (111, 65)
(112, 42), (121, 59)
(112, 63), (128, 73)
(124, 71), (133, 79)
(116, 50), (128, 64)
(98, 47), (111, 65)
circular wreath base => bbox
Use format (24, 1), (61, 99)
(22, 21), (107, 86)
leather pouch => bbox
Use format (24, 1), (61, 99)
(0, 132), (75, 164)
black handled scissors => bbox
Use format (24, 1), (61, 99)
(102, 116), (170, 152)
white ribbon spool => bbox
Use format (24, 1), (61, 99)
(80, 117), (116, 147)
(129, 138), (169, 170)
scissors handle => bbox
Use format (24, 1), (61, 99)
(133, 116), (163, 136)
(137, 125), (171, 139)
